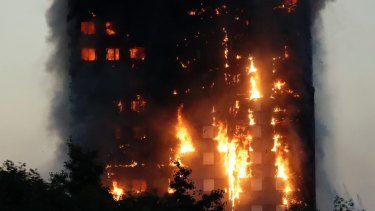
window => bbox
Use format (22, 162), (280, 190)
(252, 152), (262, 165)
(129, 47), (146, 60)
(202, 126), (214, 139)
(252, 125), (262, 138)
(203, 179), (214, 192)
(81, 48), (96, 61)
(203, 152), (214, 165)
(276, 178), (284, 191)
(81, 21), (95, 35)
(251, 178), (262, 191)
(131, 95), (146, 112)
(106, 48), (120, 61)
(252, 205), (263, 211)
(105, 22), (116, 35)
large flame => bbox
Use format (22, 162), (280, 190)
(272, 116), (294, 207)
(214, 122), (252, 209)
(176, 105), (195, 154)
(111, 181), (124, 201)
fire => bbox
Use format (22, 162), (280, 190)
(272, 134), (282, 152)
(176, 105), (195, 154)
(248, 109), (255, 126)
(117, 100), (123, 112)
(214, 122), (252, 209)
(81, 48), (96, 61)
(274, 80), (286, 91)
(105, 22), (116, 35)
(111, 181), (124, 201)
(248, 58), (262, 100)
(275, 155), (293, 207)
(272, 128), (293, 206)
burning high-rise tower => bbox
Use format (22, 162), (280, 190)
(60, 0), (316, 210)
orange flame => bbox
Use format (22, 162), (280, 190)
(176, 105), (195, 154)
(248, 109), (255, 126)
(248, 58), (262, 100)
(111, 181), (124, 201)
(105, 22), (116, 35)
(214, 122), (252, 209)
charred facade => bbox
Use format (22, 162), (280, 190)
(65, 0), (315, 210)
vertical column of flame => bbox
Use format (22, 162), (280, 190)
(214, 123), (251, 210)
(248, 57), (262, 100)
(223, 27), (229, 68)
(176, 105), (195, 156)
(271, 75), (294, 207)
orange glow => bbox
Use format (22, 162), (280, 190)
(131, 95), (146, 112)
(248, 109), (255, 126)
(274, 80), (286, 91)
(81, 48), (96, 61)
(248, 58), (262, 100)
(105, 22), (116, 35)
(81, 21), (95, 35)
(272, 125), (293, 207)
(176, 105), (195, 155)
(214, 122), (252, 209)
(272, 134), (282, 152)
(129, 47), (146, 60)
(117, 100), (123, 112)
(276, 156), (293, 207)
(188, 11), (196, 16)
(106, 48), (120, 61)
(111, 181), (124, 201)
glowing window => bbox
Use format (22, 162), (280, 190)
(106, 48), (120, 61)
(81, 48), (96, 61)
(285, 0), (298, 5)
(203, 152), (214, 165)
(129, 47), (146, 60)
(251, 205), (263, 211)
(131, 95), (146, 112)
(251, 178), (262, 191)
(132, 180), (147, 193)
(276, 178), (284, 191)
(105, 22), (116, 35)
(202, 126), (214, 139)
(203, 179), (214, 192)
(81, 21), (95, 35)
(252, 152), (262, 165)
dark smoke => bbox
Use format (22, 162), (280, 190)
(46, 0), (70, 167)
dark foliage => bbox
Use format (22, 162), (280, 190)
(333, 195), (365, 211)
(0, 140), (224, 211)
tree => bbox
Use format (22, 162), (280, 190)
(334, 195), (365, 211)
(0, 160), (51, 210)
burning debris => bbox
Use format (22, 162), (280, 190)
(111, 181), (124, 201)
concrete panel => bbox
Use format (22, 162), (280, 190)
(202, 126), (215, 139)
(203, 179), (215, 191)
(203, 152), (214, 165)
(252, 205), (263, 211)
(251, 178), (263, 191)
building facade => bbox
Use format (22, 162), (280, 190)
(67, 0), (315, 210)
